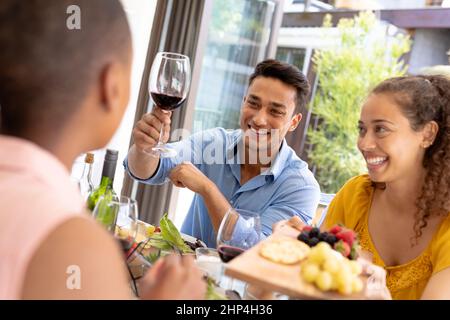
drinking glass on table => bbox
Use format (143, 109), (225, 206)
(127, 237), (176, 297)
(147, 52), (191, 158)
(195, 247), (222, 283)
(216, 208), (262, 290)
(93, 195), (138, 252)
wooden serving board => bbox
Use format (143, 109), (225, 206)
(224, 234), (368, 300)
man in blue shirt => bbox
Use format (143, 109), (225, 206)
(125, 59), (320, 247)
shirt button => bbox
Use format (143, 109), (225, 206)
(230, 200), (234, 204)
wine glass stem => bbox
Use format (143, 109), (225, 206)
(227, 278), (235, 291)
(156, 108), (170, 147)
(220, 264), (235, 291)
(157, 123), (164, 146)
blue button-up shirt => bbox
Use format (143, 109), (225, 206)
(124, 128), (320, 248)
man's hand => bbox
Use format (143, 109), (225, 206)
(169, 161), (213, 195)
(169, 162), (232, 233)
(132, 107), (172, 153)
(127, 107), (172, 179)
(139, 254), (207, 300)
(272, 216), (306, 238)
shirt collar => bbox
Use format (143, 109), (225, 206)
(265, 139), (290, 180)
(225, 129), (291, 181)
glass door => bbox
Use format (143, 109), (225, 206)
(172, 0), (283, 228)
(192, 0), (278, 133)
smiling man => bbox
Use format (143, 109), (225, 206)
(125, 59), (320, 247)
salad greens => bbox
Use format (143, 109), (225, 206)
(143, 213), (193, 264)
(140, 214), (228, 300)
(159, 213), (193, 254)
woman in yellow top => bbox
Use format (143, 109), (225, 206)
(326, 75), (450, 299)
(276, 75), (450, 299)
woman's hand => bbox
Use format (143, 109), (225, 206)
(357, 257), (392, 300)
(272, 216), (306, 238)
(139, 254), (207, 300)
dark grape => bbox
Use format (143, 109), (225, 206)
(308, 237), (319, 247)
(297, 232), (310, 243)
(318, 232), (329, 241)
(309, 227), (320, 238)
(325, 234), (338, 245)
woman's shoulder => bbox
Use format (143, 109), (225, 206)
(323, 175), (374, 230)
(336, 174), (374, 204)
(430, 213), (450, 275)
(431, 214), (450, 249)
(343, 174), (373, 190)
(21, 214), (131, 299)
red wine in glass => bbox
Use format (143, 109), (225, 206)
(217, 245), (245, 263)
(150, 92), (184, 111)
(148, 52), (191, 157)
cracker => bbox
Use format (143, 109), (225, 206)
(259, 238), (310, 264)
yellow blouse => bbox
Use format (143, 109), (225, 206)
(323, 175), (450, 300)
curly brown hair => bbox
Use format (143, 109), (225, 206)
(371, 75), (450, 244)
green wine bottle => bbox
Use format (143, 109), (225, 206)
(87, 149), (119, 231)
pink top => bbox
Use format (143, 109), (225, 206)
(0, 135), (86, 299)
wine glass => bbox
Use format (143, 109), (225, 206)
(148, 52), (191, 158)
(195, 247), (222, 283)
(217, 208), (262, 291)
(93, 195), (138, 251)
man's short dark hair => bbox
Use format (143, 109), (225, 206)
(249, 59), (310, 113)
(0, 0), (131, 137)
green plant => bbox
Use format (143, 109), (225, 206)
(307, 11), (411, 193)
